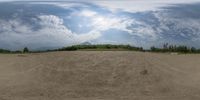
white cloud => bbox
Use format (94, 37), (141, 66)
(79, 10), (97, 17)
(1, 1), (200, 49)
(78, 10), (128, 31)
(0, 15), (104, 50)
(77, 9), (158, 40)
(1, 0), (200, 10)
(14, 0), (200, 13)
(74, 30), (101, 43)
(39, 15), (64, 26)
(91, 0), (200, 12)
(0, 19), (32, 34)
(66, 9), (156, 44)
(28, 1), (89, 9)
(154, 12), (200, 38)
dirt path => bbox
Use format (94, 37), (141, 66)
(0, 51), (200, 100)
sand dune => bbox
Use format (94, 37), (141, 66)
(0, 51), (200, 100)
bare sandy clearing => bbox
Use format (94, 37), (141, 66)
(0, 51), (200, 100)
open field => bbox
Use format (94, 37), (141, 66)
(0, 51), (200, 100)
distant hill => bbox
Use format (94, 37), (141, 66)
(80, 42), (92, 45)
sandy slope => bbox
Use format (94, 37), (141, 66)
(0, 51), (200, 100)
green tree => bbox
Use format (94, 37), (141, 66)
(150, 46), (157, 52)
(23, 47), (29, 53)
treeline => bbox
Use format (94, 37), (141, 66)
(0, 47), (29, 54)
(57, 44), (144, 51)
(0, 49), (12, 53)
(150, 43), (200, 53)
(1, 44), (200, 54)
(0, 45), (144, 54)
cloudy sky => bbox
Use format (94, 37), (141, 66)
(0, 0), (200, 50)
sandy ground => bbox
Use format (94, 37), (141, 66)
(0, 51), (200, 100)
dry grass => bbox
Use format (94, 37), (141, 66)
(0, 51), (200, 100)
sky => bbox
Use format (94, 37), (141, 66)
(0, 0), (200, 50)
